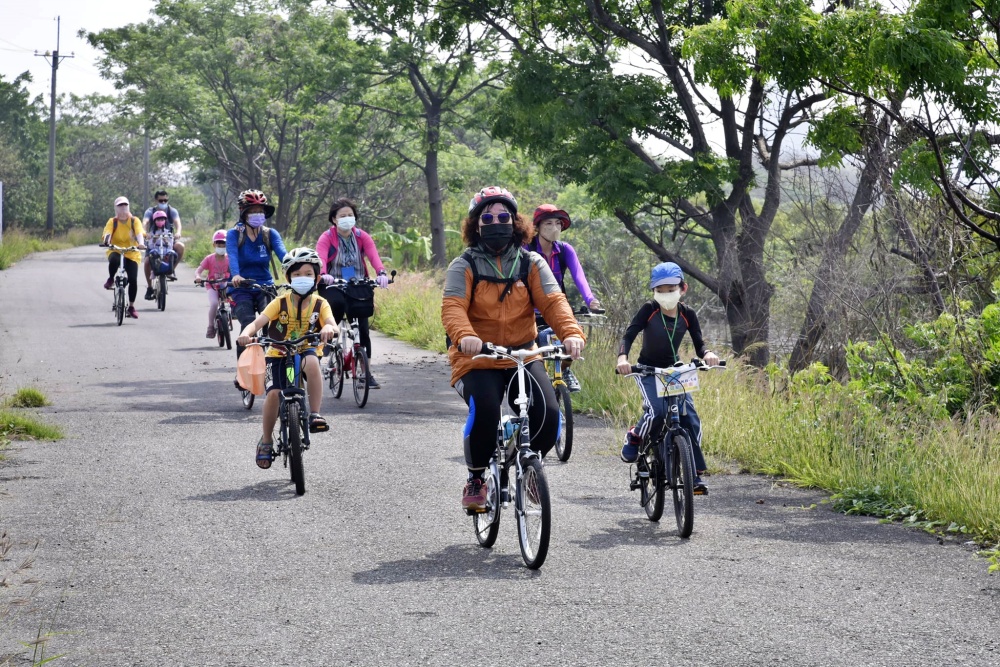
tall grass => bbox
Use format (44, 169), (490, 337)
(374, 272), (1000, 548)
(0, 228), (103, 270)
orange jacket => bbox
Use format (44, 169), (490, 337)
(441, 245), (585, 386)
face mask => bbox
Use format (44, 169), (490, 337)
(214, 247), (226, 256)
(157, 202), (168, 211)
(540, 227), (561, 243)
(290, 276), (316, 295)
(246, 212), (266, 228)
(654, 291), (681, 311)
(480, 223), (513, 254)
(337, 217), (356, 232)
(154, 219), (166, 229)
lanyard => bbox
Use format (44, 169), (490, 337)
(486, 250), (520, 280)
(659, 309), (680, 360)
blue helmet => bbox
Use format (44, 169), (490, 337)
(650, 262), (684, 289)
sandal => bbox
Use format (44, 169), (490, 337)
(309, 413), (329, 433)
(256, 438), (274, 469)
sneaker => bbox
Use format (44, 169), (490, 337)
(168, 273), (178, 282)
(103, 278), (113, 290)
(144, 286), (155, 301)
(127, 306), (139, 319)
(206, 326), (216, 339)
(462, 478), (488, 512)
(366, 374), (380, 389)
(693, 477), (709, 496)
(565, 368), (582, 393)
(620, 427), (642, 463)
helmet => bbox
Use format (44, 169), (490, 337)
(468, 186), (517, 219)
(533, 204), (571, 230)
(152, 210), (167, 227)
(237, 189), (276, 218)
(212, 230), (227, 243)
(281, 247), (323, 278)
(650, 262), (684, 289)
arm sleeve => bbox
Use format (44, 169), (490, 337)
(319, 299), (335, 326)
(226, 230), (241, 277)
(361, 232), (386, 274)
(528, 256), (585, 342)
(270, 229), (288, 262)
(316, 230), (332, 271)
(618, 303), (654, 357)
(441, 258), (478, 346)
(197, 256), (211, 273)
(684, 305), (707, 358)
(561, 243), (596, 306)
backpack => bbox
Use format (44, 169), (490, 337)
(528, 239), (567, 292)
(236, 223), (279, 278)
(445, 249), (532, 348)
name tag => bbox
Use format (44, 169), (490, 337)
(341, 266), (356, 280)
(655, 370), (700, 397)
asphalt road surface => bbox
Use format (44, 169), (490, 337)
(1, 246), (998, 666)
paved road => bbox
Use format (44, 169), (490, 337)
(1, 246), (998, 666)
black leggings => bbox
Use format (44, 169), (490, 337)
(233, 290), (270, 362)
(320, 285), (372, 358)
(458, 362), (560, 471)
(108, 254), (139, 303)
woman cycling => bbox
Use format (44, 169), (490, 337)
(442, 186), (585, 512)
(226, 189), (287, 386)
(525, 204), (603, 392)
(316, 197), (389, 389)
(101, 196), (146, 320)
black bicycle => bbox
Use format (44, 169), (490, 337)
(195, 278), (234, 350)
(471, 343), (557, 570)
(621, 360), (725, 536)
(245, 332), (323, 496)
(235, 279), (279, 410)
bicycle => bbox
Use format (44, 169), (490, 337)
(99, 243), (143, 326)
(195, 278), (234, 350)
(470, 342), (558, 570)
(244, 332), (323, 496)
(538, 342), (575, 462)
(234, 279), (280, 410)
(321, 273), (394, 409)
(147, 235), (177, 312)
(620, 359), (725, 537)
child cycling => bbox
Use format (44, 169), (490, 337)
(146, 210), (177, 278)
(236, 248), (337, 470)
(195, 230), (231, 338)
(616, 262), (719, 494)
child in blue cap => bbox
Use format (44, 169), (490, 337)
(616, 262), (720, 493)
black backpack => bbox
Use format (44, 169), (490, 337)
(445, 249), (532, 348)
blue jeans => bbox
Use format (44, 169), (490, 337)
(632, 375), (706, 472)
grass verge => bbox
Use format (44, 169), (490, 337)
(0, 228), (103, 270)
(3, 388), (49, 409)
(373, 271), (1000, 560)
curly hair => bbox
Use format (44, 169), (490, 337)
(328, 197), (358, 224)
(461, 212), (534, 248)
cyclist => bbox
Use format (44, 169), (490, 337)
(227, 189), (288, 382)
(102, 196), (146, 320)
(145, 210), (176, 280)
(194, 230), (231, 338)
(142, 189), (185, 297)
(615, 261), (719, 494)
(442, 186), (585, 512)
(525, 203), (604, 392)
(235, 248), (337, 469)
(316, 197), (390, 389)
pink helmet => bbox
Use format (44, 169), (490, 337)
(212, 230), (227, 243)
(468, 186), (518, 219)
(152, 210), (167, 228)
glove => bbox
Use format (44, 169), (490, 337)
(376, 273), (389, 289)
(321, 273), (336, 286)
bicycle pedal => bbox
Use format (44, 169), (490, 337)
(464, 507), (488, 516)
(629, 480), (643, 491)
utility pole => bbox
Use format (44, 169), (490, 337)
(143, 129), (150, 212)
(35, 16), (74, 234)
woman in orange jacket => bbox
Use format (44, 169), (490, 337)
(442, 186), (586, 512)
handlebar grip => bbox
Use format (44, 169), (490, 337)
(589, 307), (607, 315)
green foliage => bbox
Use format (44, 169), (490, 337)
(368, 222), (433, 268)
(5, 388), (48, 409)
(369, 272), (447, 353)
(0, 228), (103, 270)
(806, 106), (864, 167)
(0, 410), (63, 446)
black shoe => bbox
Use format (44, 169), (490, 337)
(565, 368), (582, 393)
(144, 286), (155, 301)
(366, 374), (380, 389)
(167, 273), (178, 282)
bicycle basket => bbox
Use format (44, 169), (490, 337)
(655, 367), (700, 397)
(333, 282), (375, 319)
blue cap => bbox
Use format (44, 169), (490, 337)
(650, 262), (683, 288)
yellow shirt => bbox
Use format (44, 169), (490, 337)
(261, 292), (334, 358)
(103, 216), (145, 263)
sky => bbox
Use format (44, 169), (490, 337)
(1, 0), (158, 102)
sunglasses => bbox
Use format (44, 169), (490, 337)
(480, 212), (511, 225)
(157, 199), (169, 204)
(116, 203), (129, 207)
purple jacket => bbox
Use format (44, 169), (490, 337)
(316, 227), (386, 278)
(524, 238), (596, 306)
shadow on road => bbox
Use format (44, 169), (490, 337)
(183, 478), (300, 502)
(570, 517), (693, 550)
(352, 543), (541, 584)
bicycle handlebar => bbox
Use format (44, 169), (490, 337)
(249, 333), (324, 349)
(195, 278), (230, 286)
(473, 342), (563, 362)
(99, 243), (144, 252)
(617, 359), (727, 376)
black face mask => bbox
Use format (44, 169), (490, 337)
(479, 224), (513, 254)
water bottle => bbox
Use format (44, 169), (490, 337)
(500, 416), (516, 453)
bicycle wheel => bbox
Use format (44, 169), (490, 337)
(115, 286), (125, 326)
(329, 348), (344, 398)
(220, 313), (232, 350)
(671, 432), (696, 538)
(516, 458), (551, 569)
(287, 402), (305, 495)
(641, 443), (665, 522)
(473, 458), (502, 547)
(352, 347), (370, 408)
(554, 384), (573, 462)
(157, 274), (167, 311)
(241, 388), (255, 410)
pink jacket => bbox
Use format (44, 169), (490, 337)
(316, 227), (386, 278)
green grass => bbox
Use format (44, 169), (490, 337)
(373, 271), (1000, 556)
(0, 410), (63, 444)
(4, 388), (49, 408)
(0, 228), (104, 270)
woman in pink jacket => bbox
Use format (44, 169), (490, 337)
(317, 197), (390, 389)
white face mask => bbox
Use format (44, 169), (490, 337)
(290, 276), (316, 295)
(214, 247), (226, 256)
(337, 217), (356, 232)
(654, 291), (681, 311)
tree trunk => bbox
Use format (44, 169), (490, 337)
(424, 107), (446, 267)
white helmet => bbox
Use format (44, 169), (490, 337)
(281, 247), (322, 280)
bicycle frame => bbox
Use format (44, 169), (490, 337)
(101, 244), (142, 325)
